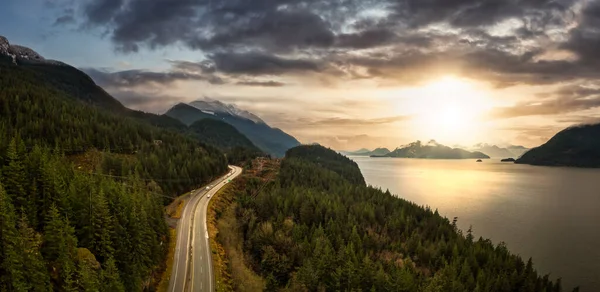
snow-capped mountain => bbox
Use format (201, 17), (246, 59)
(189, 97), (265, 124)
(0, 35), (64, 65)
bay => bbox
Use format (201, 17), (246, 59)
(352, 156), (600, 291)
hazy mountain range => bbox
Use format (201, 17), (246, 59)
(165, 102), (300, 157)
(370, 140), (490, 159)
(343, 148), (391, 156)
(470, 143), (530, 158)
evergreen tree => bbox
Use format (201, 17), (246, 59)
(16, 213), (51, 292)
(0, 184), (27, 291)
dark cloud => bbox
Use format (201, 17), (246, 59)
(236, 81), (287, 87)
(563, 1), (600, 64)
(54, 15), (75, 26)
(83, 67), (225, 88)
(208, 52), (322, 75)
(74, 0), (597, 89)
(84, 0), (124, 24)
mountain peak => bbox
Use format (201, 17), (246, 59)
(189, 98), (265, 124)
(0, 35), (65, 65)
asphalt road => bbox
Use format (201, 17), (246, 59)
(168, 165), (242, 292)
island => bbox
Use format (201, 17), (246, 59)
(501, 158), (516, 162)
(374, 140), (490, 159)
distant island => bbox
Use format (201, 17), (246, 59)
(516, 123), (600, 167)
(374, 140), (490, 159)
(344, 147), (391, 156)
(501, 158), (516, 162)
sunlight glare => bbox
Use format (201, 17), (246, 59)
(408, 75), (490, 144)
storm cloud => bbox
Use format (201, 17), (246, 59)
(71, 0), (598, 87)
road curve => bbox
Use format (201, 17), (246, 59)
(168, 165), (242, 292)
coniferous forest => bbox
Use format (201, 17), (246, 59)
(228, 145), (577, 291)
(0, 56), (230, 290)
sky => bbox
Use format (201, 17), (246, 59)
(2, 0), (600, 150)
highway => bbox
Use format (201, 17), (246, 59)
(168, 165), (242, 292)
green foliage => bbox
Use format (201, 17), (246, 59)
(233, 146), (576, 291)
(166, 103), (300, 157)
(188, 118), (264, 164)
(0, 60), (228, 198)
(285, 144), (365, 185)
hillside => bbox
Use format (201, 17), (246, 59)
(0, 39), (229, 291)
(188, 118), (263, 163)
(166, 102), (300, 157)
(384, 140), (490, 159)
(516, 124), (600, 167)
(217, 146), (571, 291)
(285, 145), (365, 185)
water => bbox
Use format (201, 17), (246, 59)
(352, 156), (600, 291)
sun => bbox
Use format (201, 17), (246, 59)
(410, 76), (489, 144)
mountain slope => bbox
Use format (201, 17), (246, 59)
(516, 124), (600, 167)
(188, 118), (263, 164)
(384, 140), (489, 159)
(190, 98), (265, 124)
(188, 119), (259, 150)
(166, 103), (300, 157)
(0, 36), (229, 291)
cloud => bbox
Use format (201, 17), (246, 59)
(82, 67), (225, 88)
(53, 15), (75, 26)
(108, 90), (182, 113)
(491, 84), (600, 118)
(236, 81), (287, 87)
(74, 0), (594, 88)
(208, 52), (323, 75)
(307, 116), (410, 127)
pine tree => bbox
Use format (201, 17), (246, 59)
(42, 204), (78, 290)
(16, 213), (51, 291)
(100, 257), (125, 292)
(2, 137), (28, 210)
(0, 184), (28, 291)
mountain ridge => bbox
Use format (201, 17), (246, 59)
(516, 123), (600, 167)
(381, 140), (489, 159)
(166, 102), (300, 157)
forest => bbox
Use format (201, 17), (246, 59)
(226, 145), (577, 291)
(0, 57), (232, 290)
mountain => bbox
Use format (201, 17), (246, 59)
(190, 97), (265, 124)
(345, 147), (391, 156)
(383, 140), (489, 159)
(1, 36), (192, 132)
(516, 124), (600, 167)
(166, 102), (300, 157)
(472, 143), (516, 158)
(188, 119), (259, 151)
(507, 145), (530, 157)
(0, 35), (230, 291)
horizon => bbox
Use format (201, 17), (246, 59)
(3, 0), (600, 150)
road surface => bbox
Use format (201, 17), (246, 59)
(168, 165), (242, 292)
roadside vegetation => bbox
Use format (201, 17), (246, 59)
(208, 159), (279, 291)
